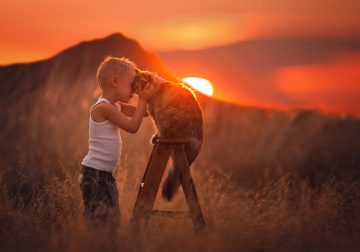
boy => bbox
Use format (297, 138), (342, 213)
(79, 56), (156, 234)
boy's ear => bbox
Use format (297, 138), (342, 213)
(111, 75), (118, 86)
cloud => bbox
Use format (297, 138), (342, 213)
(272, 52), (360, 115)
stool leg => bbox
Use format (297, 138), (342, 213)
(130, 144), (171, 232)
(129, 143), (158, 232)
(172, 145), (205, 231)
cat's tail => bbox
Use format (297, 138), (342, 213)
(161, 139), (201, 202)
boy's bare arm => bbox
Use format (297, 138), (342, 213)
(102, 100), (148, 133)
(117, 102), (149, 117)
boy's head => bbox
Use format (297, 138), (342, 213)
(96, 56), (139, 102)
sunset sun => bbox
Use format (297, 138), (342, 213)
(181, 77), (214, 96)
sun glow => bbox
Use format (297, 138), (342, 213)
(181, 77), (214, 96)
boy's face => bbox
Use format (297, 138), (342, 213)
(112, 69), (136, 102)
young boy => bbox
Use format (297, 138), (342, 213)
(79, 56), (156, 234)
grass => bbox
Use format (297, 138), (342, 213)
(0, 150), (359, 252)
(1, 94), (360, 251)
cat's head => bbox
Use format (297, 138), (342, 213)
(131, 69), (154, 95)
(131, 69), (168, 96)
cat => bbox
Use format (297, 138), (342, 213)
(131, 69), (204, 201)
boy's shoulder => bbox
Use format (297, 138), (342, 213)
(91, 102), (117, 122)
(92, 101), (114, 111)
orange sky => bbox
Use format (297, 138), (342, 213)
(272, 52), (360, 116)
(1, 1), (359, 116)
(0, 0), (359, 65)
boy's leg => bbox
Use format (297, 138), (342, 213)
(99, 175), (121, 232)
(79, 170), (100, 229)
(79, 168), (121, 233)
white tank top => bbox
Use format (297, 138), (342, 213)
(81, 97), (122, 173)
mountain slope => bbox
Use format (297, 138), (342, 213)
(0, 33), (359, 188)
(0, 32), (178, 104)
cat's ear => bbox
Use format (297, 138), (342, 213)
(150, 72), (166, 85)
(131, 70), (142, 93)
(131, 69), (152, 93)
(139, 70), (154, 85)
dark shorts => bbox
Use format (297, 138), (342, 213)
(79, 164), (121, 232)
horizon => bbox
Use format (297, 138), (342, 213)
(1, 0), (359, 116)
(1, 31), (359, 118)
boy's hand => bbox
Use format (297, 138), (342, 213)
(139, 82), (156, 101)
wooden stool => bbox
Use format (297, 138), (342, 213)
(129, 137), (205, 233)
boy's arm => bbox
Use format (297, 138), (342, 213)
(103, 99), (148, 133)
(116, 102), (149, 117)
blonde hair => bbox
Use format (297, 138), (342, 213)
(96, 56), (137, 89)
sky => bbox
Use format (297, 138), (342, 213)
(1, 0), (359, 116)
(0, 0), (359, 65)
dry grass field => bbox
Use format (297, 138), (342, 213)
(1, 89), (359, 251)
